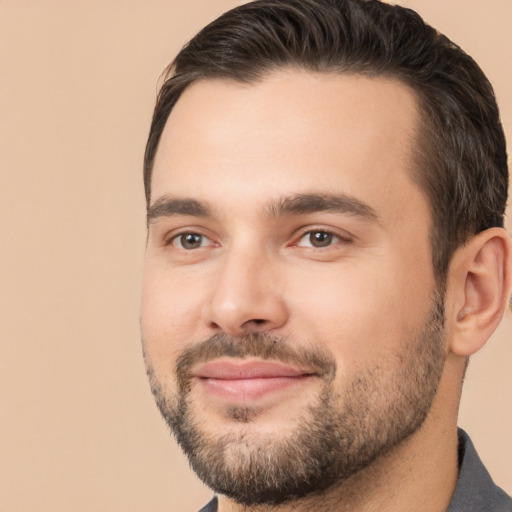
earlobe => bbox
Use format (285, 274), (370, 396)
(448, 227), (512, 357)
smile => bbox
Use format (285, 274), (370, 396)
(192, 359), (317, 401)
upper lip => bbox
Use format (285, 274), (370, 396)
(192, 359), (315, 380)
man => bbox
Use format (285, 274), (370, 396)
(140, 0), (512, 510)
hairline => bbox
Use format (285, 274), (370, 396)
(146, 66), (432, 208)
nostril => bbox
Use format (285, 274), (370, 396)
(242, 318), (267, 330)
(241, 318), (268, 333)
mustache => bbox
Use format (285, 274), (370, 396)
(175, 332), (337, 382)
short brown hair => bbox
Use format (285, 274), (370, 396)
(144, 0), (508, 280)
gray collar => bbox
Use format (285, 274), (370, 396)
(447, 428), (512, 511)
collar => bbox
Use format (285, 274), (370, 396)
(447, 428), (512, 511)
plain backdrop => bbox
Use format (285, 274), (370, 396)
(1, 1), (511, 510)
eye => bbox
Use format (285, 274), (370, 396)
(296, 230), (346, 248)
(171, 232), (213, 250)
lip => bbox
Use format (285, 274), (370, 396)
(192, 359), (316, 401)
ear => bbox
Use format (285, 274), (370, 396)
(446, 227), (512, 357)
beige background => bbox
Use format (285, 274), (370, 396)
(0, 1), (510, 510)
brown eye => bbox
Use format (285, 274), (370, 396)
(296, 230), (340, 248)
(309, 231), (333, 247)
(173, 233), (206, 249)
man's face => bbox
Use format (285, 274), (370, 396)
(141, 71), (447, 505)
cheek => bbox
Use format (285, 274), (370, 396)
(140, 266), (207, 374)
(286, 258), (434, 371)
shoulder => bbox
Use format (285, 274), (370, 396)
(447, 429), (512, 512)
(198, 496), (218, 512)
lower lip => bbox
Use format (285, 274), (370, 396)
(199, 375), (312, 401)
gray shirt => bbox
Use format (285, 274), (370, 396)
(447, 429), (512, 511)
(198, 429), (512, 511)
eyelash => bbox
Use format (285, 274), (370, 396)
(165, 230), (213, 249)
(164, 226), (352, 251)
(293, 227), (353, 248)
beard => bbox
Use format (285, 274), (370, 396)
(143, 291), (446, 507)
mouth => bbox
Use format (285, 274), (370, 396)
(192, 359), (317, 402)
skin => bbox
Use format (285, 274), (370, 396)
(141, 70), (512, 511)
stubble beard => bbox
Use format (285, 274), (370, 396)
(144, 292), (446, 507)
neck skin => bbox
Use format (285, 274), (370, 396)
(218, 354), (463, 512)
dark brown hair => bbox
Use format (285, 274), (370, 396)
(144, 0), (508, 280)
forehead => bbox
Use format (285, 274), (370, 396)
(151, 70), (426, 225)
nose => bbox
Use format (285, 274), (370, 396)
(202, 246), (288, 336)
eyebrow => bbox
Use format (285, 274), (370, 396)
(266, 193), (379, 221)
(147, 196), (211, 223)
(147, 192), (379, 224)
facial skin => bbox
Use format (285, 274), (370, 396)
(141, 71), (450, 508)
